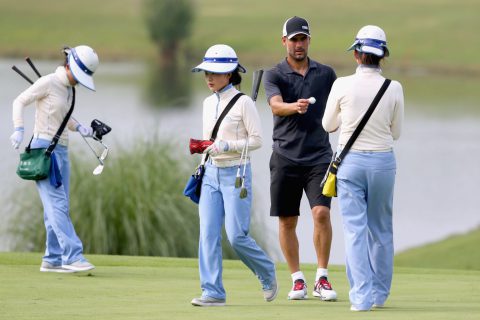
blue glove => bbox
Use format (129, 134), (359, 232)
(10, 127), (24, 149)
(77, 124), (94, 137)
(204, 140), (229, 156)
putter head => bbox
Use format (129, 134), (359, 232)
(93, 164), (104, 175)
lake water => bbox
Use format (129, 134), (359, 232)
(1, 59), (479, 265)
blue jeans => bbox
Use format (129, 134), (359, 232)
(31, 138), (85, 265)
(198, 162), (276, 300)
(337, 150), (396, 310)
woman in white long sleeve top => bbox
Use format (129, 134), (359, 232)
(189, 44), (277, 307)
(322, 26), (404, 312)
(10, 46), (99, 273)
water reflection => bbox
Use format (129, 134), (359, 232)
(146, 63), (193, 107)
(1, 59), (479, 264)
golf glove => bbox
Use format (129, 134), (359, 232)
(204, 140), (229, 156)
(10, 127), (24, 149)
(77, 124), (94, 137)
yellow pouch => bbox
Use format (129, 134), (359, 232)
(321, 161), (338, 197)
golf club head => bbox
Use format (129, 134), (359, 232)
(91, 119), (112, 140)
(239, 188), (248, 199)
(93, 164), (104, 175)
(99, 146), (109, 161)
(235, 177), (242, 188)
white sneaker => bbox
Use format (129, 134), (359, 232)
(263, 278), (279, 302)
(62, 260), (95, 272)
(40, 261), (75, 273)
(373, 303), (384, 308)
(288, 279), (308, 300)
(312, 277), (337, 301)
(191, 296), (226, 307)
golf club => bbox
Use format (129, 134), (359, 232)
(235, 141), (247, 188)
(234, 69), (264, 197)
(239, 139), (249, 199)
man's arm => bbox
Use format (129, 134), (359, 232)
(269, 95), (310, 116)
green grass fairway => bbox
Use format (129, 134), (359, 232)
(1, 252), (479, 320)
(395, 228), (480, 270)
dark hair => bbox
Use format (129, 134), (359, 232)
(357, 52), (383, 66)
(62, 46), (70, 67)
(229, 68), (242, 86)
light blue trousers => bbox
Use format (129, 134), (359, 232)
(198, 162), (276, 300)
(337, 151), (396, 310)
(31, 138), (85, 265)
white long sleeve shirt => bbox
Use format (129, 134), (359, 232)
(12, 66), (79, 146)
(322, 66), (404, 151)
(202, 85), (262, 167)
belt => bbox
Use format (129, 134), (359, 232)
(209, 157), (250, 168)
(33, 133), (68, 146)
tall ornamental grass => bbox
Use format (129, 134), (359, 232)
(8, 139), (238, 259)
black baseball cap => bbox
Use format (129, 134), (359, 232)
(282, 16), (310, 39)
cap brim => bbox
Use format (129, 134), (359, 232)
(286, 31), (310, 39)
(359, 46), (385, 57)
(347, 40), (359, 51)
(347, 40), (389, 57)
(191, 62), (246, 73)
(69, 54), (96, 91)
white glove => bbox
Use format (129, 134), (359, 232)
(77, 124), (94, 137)
(204, 140), (229, 156)
(10, 127), (24, 149)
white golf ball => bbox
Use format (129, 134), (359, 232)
(308, 97), (316, 104)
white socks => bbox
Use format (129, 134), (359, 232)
(291, 268), (328, 284)
(316, 268), (328, 281)
(291, 271), (305, 282)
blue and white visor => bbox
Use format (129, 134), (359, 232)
(192, 57), (246, 74)
(68, 48), (96, 91)
(347, 38), (389, 57)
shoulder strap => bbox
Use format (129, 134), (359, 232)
(202, 92), (244, 164)
(210, 92), (244, 140)
(26, 87), (76, 155)
(337, 79), (391, 163)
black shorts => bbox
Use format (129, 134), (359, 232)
(269, 151), (331, 217)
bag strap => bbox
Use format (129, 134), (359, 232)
(202, 92), (245, 164)
(26, 87), (76, 156)
(336, 79), (391, 164)
(210, 92), (244, 140)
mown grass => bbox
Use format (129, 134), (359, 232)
(395, 227), (480, 270)
(1, 252), (480, 320)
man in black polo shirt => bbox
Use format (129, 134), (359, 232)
(263, 16), (337, 301)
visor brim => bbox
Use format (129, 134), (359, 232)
(69, 54), (96, 91)
(191, 62), (246, 73)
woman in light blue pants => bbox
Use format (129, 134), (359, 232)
(10, 45), (100, 272)
(190, 44), (277, 306)
(323, 25), (404, 311)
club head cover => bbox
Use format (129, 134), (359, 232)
(91, 119), (112, 140)
(189, 138), (213, 154)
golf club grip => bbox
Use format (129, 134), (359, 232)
(12, 66), (34, 84)
(250, 69), (264, 102)
(26, 57), (42, 78)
